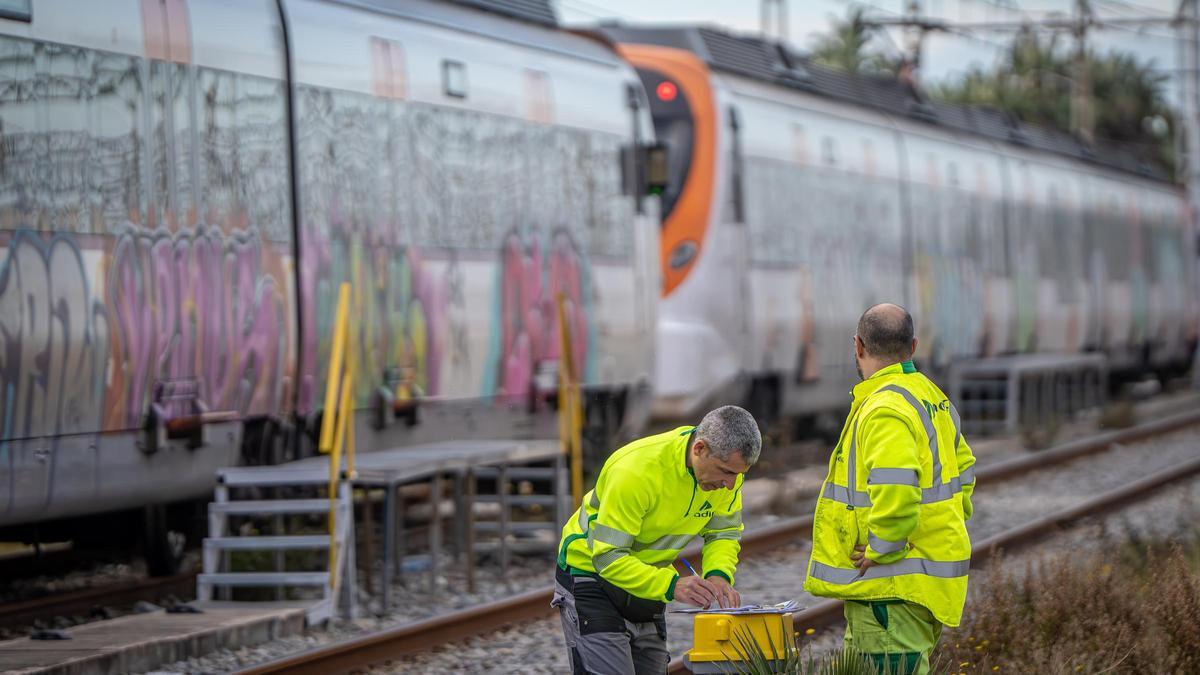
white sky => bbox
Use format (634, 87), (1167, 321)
(557, 0), (1188, 106)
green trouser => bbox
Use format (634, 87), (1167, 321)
(844, 600), (943, 675)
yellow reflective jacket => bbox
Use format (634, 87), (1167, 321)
(557, 427), (744, 601)
(804, 361), (976, 627)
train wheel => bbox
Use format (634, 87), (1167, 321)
(747, 377), (781, 441)
(143, 504), (185, 577)
(582, 391), (624, 479)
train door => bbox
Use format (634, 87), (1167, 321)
(727, 104), (753, 369)
(626, 82), (660, 358)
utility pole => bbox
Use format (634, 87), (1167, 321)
(903, 0), (925, 72)
(1179, 0), (1200, 312)
(780, 0), (788, 43)
(1071, 0), (1094, 144)
(1180, 0), (1200, 194)
(761, 0), (788, 42)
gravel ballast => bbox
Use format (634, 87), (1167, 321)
(150, 423), (1200, 674)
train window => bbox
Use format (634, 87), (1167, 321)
(729, 106), (745, 224)
(821, 137), (837, 166)
(442, 60), (467, 98)
(862, 139), (876, 176)
(524, 69), (552, 123)
(635, 67), (693, 221)
(370, 37), (407, 100)
(791, 124), (807, 164)
(0, 0), (30, 22)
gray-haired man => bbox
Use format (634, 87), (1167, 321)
(553, 405), (762, 674)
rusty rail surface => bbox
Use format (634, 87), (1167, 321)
(235, 409), (1200, 675)
(0, 572), (197, 632)
(233, 587), (552, 675)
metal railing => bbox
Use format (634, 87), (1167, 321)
(556, 292), (585, 507)
(319, 282), (356, 590)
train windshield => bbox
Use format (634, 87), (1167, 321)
(636, 68), (694, 222)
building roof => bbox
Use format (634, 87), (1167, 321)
(597, 23), (1169, 182)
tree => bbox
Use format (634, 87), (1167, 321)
(932, 28), (1176, 173)
(809, 8), (901, 76)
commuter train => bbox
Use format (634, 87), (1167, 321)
(0, 0), (660, 568)
(598, 25), (1198, 427)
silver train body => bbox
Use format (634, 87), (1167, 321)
(0, 0), (660, 531)
(2, 3), (1197, 537)
(601, 26), (1199, 425)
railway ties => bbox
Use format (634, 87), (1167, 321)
(225, 406), (1200, 675)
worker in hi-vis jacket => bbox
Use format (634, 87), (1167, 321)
(806, 304), (977, 675)
(553, 405), (762, 674)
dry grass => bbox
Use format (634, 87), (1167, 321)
(935, 532), (1200, 674)
(703, 505), (1200, 675)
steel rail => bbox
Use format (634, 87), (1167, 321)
(0, 572), (198, 631)
(235, 408), (1200, 675)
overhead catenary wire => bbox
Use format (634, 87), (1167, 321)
(1095, 0), (1174, 17)
(558, 0), (632, 21)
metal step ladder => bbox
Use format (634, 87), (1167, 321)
(197, 468), (358, 624)
(196, 282), (361, 624)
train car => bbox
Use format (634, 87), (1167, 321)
(597, 24), (1197, 431)
(0, 0), (660, 571)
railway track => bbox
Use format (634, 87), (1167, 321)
(234, 408), (1200, 675)
(0, 572), (197, 633)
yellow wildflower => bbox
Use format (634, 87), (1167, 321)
(805, 628), (815, 635)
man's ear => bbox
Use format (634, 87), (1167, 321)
(692, 439), (707, 457)
(911, 337), (919, 358)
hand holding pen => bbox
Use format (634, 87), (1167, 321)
(673, 557), (729, 609)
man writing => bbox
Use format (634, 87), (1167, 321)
(805, 304), (977, 675)
(553, 405), (761, 674)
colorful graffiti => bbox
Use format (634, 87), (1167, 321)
(483, 229), (595, 404)
(914, 251), (987, 369)
(0, 231), (110, 441)
(105, 225), (290, 428)
(298, 215), (444, 413)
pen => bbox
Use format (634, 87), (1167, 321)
(680, 558), (723, 609)
(680, 557), (699, 576)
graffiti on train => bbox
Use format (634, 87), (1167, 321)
(299, 214), (445, 413)
(106, 225), (291, 428)
(483, 229), (596, 404)
(0, 231), (110, 441)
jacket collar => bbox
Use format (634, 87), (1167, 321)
(850, 360), (916, 402)
(676, 427), (696, 481)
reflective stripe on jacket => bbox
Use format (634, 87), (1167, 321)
(557, 426), (744, 602)
(803, 361), (977, 627)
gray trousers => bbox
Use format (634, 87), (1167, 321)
(552, 572), (669, 674)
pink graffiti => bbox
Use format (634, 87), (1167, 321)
(297, 215), (444, 414)
(107, 226), (287, 428)
(492, 229), (591, 403)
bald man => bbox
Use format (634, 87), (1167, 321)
(804, 304), (977, 675)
